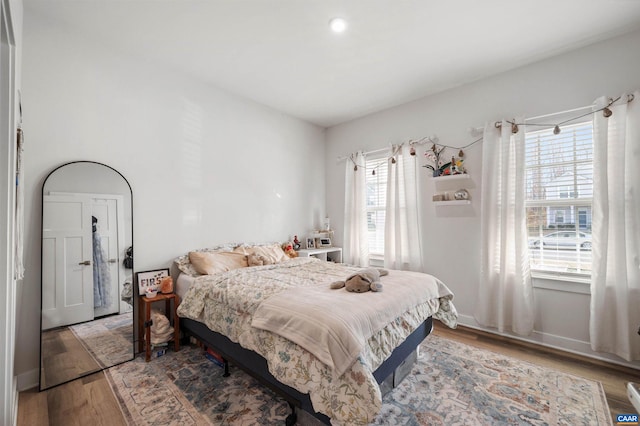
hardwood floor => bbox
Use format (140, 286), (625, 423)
(18, 372), (126, 426)
(18, 325), (640, 425)
(40, 327), (102, 390)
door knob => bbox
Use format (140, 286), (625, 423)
(78, 260), (91, 266)
(108, 259), (117, 263)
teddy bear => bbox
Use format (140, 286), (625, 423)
(330, 268), (388, 293)
(248, 253), (271, 266)
(282, 242), (298, 258)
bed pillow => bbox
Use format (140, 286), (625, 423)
(174, 255), (199, 276)
(188, 251), (248, 275)
(174, 244), (239, 276)
(234, 243), (289, 264)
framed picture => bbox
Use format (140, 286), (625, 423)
(136, 268), (170, 295)
(318, 237), (332, 248)
(306, 237), (315, 249)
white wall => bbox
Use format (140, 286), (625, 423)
(16, 9), (326, 386)
(325, 29), (640, 367)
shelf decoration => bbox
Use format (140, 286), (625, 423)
(423, 144), (466, 177)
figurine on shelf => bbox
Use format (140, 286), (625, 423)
(293, 235), (301, 250)
(452, 149), (466, 174)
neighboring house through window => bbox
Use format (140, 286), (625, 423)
(365, 156), (387, 261)
(525, 121), (593, 276)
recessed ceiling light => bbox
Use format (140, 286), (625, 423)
(329, 17), (347, 33)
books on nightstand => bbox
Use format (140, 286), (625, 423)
(204, 347), (225, 368)
(149, 342), (168, 359)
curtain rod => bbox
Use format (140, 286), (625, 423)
(460, 103), (609, 135)
(495, 93), (635, 129)
(524, 104), (591, 122)
(336, 147), (388, 163)
(336, 135), (438, 162)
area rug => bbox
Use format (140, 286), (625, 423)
(69, 312), (134, 368)
(105, 334), (613, 425)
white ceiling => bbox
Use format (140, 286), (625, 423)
(24, 1), (640, 127)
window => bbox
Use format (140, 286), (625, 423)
(365, 156), (387, 256)
(525, 121), (593, 276)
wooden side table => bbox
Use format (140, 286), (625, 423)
(138, 293), (180, 362)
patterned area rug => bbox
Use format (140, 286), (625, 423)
(105, 334), (612, 425)
(69, 312), (134, 368)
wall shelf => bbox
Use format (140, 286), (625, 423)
(432, 174), (470, 182)
(434, 200), (471, 206)
(432, 174), (472, 203)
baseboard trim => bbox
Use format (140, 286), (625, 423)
(455, 314), (640, 371)
(17, 369), (38, 392)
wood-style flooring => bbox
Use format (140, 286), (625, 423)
(18, 325), (640, 425)
(40, 327), (102, 390)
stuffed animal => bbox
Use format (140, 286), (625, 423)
(330, 268), (388, 293)
(282, 242), (298, 258)
(248, 253), (271, 266)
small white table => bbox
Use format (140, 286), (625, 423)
(297, 247), (342, 263)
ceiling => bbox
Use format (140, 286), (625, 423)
(24, 1), (640, 127)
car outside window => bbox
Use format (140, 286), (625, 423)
(525, 121), (593, 277)
(365, 156), (387, 257)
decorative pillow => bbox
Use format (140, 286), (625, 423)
(174, 244), (239, 276)
(188, 251), (248, 275)
(174, 254), (199, 276)
(234, 243), (288, 264)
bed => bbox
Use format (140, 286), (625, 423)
(173, 243), (458, 425)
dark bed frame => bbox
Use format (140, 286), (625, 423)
(180, 316), (433, 425)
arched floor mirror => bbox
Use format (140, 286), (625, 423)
(40, 161), (134, 390)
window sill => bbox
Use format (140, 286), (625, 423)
(531, 271), (590, 294)
(369, 253), (384, 268)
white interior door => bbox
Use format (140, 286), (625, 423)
(42, 195), (93, 330)
(51, 191), (129, 316)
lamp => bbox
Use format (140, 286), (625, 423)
(329, 17), (347, 33)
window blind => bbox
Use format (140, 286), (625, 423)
(525, 121), (593, 275)
(365, 157), (387, 256)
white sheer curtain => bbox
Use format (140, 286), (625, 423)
(343, 152), (369, 266)
(384, 144), (424, 271)
(475, 119), (534, 335)
(590, 92), (640, 361)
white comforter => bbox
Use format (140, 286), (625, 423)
(252, 269), (454, 377)
(177, 257), (457, 425)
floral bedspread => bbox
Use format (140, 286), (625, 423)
(177, 257), (457, 425)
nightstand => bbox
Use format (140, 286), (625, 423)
(138, 293), (180, 362)
(297, 247), (342, 263)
